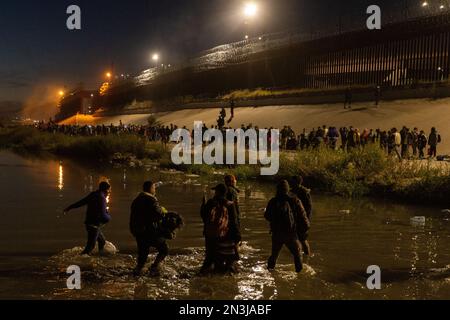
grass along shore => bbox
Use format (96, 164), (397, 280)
(0, 126), (166, 162)
(1, 126), (449, 205)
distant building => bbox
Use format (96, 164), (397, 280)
(56, 90), (98, 121)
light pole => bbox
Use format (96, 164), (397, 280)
(152, 53), (160, 68)
(243, 2), (259, 40)
(106, 72), (112, 83)
(403, 0), (409, 20)
(243, 2), (258, 19)
(57, 90), (65, 109)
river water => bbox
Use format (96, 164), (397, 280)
(0, 151), (449, 300)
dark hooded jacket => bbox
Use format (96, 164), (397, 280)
(130, 192), (164, 237)
(66, 191), (111, 226)
(265, 193), (310, 237)
(290, 185), (313, 220)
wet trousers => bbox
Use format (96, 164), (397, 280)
(135, 234), (169, 269)
(82, 225), (106, 255)
(268, 234), (303, 273)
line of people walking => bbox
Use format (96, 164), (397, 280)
(35, 121), (443, 161)
(63, 175), (313, 276)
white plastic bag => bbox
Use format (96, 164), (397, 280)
(410, 216), (426, 227)
(101, 241), (118, 255)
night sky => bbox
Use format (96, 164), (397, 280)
(0, 0), (444, 107)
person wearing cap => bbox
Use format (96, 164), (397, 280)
(265, 180), (310, 273)
(130, 181), (167, 276)
(289, 176), (313, 256)
(64, 181), (112, 255)
(200, 183), (241, 273)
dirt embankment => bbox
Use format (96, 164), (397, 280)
(60, 97), (450, 154)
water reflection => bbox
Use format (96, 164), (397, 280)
(123, 169), (127, 190)
(84, 175), (94, 192)
(1, 151), (450, 300)
(58, 163), (64, 191)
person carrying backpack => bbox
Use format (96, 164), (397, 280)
(200, 184), (241, 274)
(265, 180), (310, 273)
(130, 181), (167, 276)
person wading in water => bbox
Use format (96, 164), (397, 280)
(200, 184), (241, 274)
(130, 181), (168, 276)
(289, 176), (313, 256)
(265, 180), (310, 273)
(64, 181), (112, 256)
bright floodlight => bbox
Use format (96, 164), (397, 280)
(244, 3), (258, 18)
(58, 90), (64, 97)
(152, 53), (159, 62)
(422, 1), (429, 7)
(106, 72), (112, 78)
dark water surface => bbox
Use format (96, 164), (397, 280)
(0, 151), (449, 300)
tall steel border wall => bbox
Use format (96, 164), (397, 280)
(101, 12), (450, 110)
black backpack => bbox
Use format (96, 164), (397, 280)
(272, 199), (296, 234)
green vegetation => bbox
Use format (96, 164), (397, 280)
(221, 85), (371, 101)
(1, 126), (449, 205)
(0, 126), (166, 161)
(163, 145), (450, 205)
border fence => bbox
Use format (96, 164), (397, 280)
(102, 12), (450, 109)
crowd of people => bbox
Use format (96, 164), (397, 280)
(63, 175), (313, 276)
(283, 125), (442, 159)
(36, 120), (175, 145)
(36, 117), (443, 160)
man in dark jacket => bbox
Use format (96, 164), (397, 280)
(428, 127), (441, 158)
(289, 176), (313, 256)
(265, 180), (310, 273)
(200, 184), (241, 274)
(64, 181), (112, 255)
(130, 181), (167, 276)
(418, 130), (428, 159)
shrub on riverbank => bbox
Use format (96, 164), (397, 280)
(2, 126), (448, 204)
(0, 126), (165, 161)
(163, 144), (449, 204)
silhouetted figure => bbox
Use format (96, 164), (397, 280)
(64, 182), (112, 255)
(289, 176), (313, 256)
(428, 127), (441, 158)
(374, 86), (381, 107)
(344, 88), (352, 109)
(130, 181), (167, 276)
(418, 130), (428, 159)
(200, 184), (241, 274)
(228, 100), (235, 124)
(265, 180), (310, 273)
